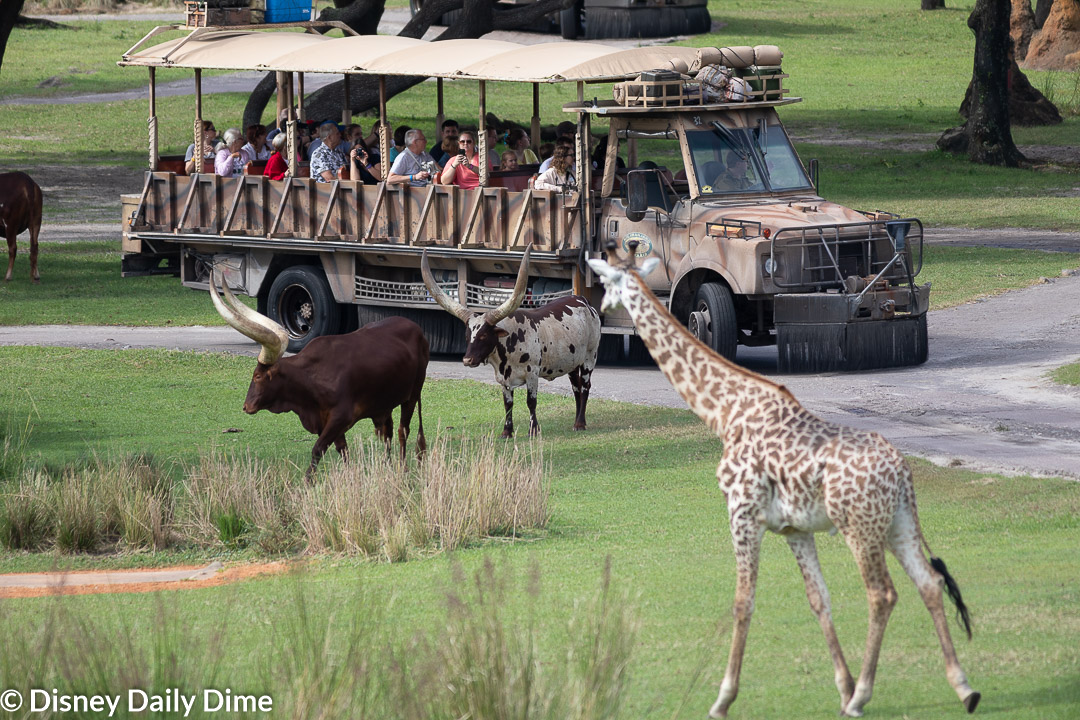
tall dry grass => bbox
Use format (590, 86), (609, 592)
(0, 561), (638, 720)
(0, 432), (547, 559)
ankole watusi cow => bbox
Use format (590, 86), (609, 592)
(421, 244), (601, 438)
(210, 274), (428, 478)
(1, 172), (43, 283)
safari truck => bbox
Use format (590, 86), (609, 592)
(119, 29), (928, 372)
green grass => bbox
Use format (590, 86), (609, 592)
(0, 344), (1077, 718)
(1049, 361), (1080, 386)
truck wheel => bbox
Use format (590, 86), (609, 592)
(560, 0), (582, 39)
(267, 266), (341, 353)
(689, 282), (737, 361)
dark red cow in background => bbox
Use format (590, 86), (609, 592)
(210, 274), (429, 479)
(1, 172), (42, 283)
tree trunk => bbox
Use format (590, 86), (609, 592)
(0, 0), (25, 74)
(938, 0), (1025, 165)
(921, 0), (946, 9)
(958, 56), (1062, 125)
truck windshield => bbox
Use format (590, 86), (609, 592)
(687, 125), (812, 195)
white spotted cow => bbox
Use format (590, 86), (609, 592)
(421, 244), (601, 438)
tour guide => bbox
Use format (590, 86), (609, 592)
(386, 129), (442, 187)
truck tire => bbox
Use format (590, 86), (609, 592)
(689, 282), (737, 361)
(560, 1), (582, 39)
(266, 266), (341, 353)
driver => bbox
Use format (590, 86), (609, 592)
(712, 151), (752, 192)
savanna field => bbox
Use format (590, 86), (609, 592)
(1, 0), (1079, 717)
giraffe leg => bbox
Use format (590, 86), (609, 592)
(501, 386), (515, 438)
(709, 508), (764, 719)
(889, 519), (979, 712)
(786, 532), (856, 711)
(842, 538), (897, 717)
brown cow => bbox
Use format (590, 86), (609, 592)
(210, 275), (428, 479)
(1, 172), (43, 283)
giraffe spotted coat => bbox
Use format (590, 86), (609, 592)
(588, 256), (979, 719)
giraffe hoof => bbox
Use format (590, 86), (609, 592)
(964, 691), (981, 714)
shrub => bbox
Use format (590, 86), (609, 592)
(0, 471), (53, 550)
(53, 469), (103, 553)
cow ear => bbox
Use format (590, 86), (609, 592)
(495, 328), (510, 338)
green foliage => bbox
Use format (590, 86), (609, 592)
(918, 246), (1080, 309)
(1049, 361), (1080, 386)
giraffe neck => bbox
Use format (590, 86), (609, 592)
(622, 272), (796, 435)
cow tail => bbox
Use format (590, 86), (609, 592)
(415, 396), (426, 459)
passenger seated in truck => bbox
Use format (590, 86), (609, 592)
(389, 125), (410, 163)
(215, 128), (254, 178)
(711, 151), (753, 192)
(243, 124), (272, 161)
(533, 146), (575, 192)
(430, 119), (460, 165)
(538, 137), (574, 174)
(506, 128), (538, 166)
(387, 128), (442, 187)
(439, 130), (489, 190)
(184, 120), (220, 174)
(348, 142), (380, 185)
(264, 133), (289, 181)
(345, 122), (381, 178)
(500, 150), (519, 171)
(310, 122), (349, 183)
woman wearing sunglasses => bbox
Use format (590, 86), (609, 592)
(439, 130), (489, 190)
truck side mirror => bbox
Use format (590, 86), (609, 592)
(808, 158), (819, 193)
(626, 170), (647, 223)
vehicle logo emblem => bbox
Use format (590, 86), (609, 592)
(623, 232), (652, 258)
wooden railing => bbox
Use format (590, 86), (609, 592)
(134, 171), (577, 252)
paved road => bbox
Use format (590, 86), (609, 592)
(4, 268), (1080, 480)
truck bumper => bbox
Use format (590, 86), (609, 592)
(774, 285), (930, 373)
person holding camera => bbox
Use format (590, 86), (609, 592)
(533, 145), (576, 192)
(386, 129), (442, 187)
(348, 142), (380, 185)
(438, 130), (488, 190)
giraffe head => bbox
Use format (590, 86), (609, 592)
(587, 256), (660, 314)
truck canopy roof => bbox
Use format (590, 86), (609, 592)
(119, 29), (704, 84)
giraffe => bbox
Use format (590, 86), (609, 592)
(587, 255), (980, 718)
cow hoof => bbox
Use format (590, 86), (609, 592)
(573, 424), (587, 431)
(500, 431), (513, 439)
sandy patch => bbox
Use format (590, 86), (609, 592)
(0, 561), (289, 599)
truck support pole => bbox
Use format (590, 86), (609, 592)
(193, 68), (203, 176)
(379, 76), (390, 173)
(298, 73), (306, 122)
(478, 80), (488, 187)
(531, 83), (541, 153)
(275, 71), (287, 130)
(342, 74), (350, 127)
(436, 79), (445, 142)
(286, 73), (297, 178)
(148, 67), (158, 171)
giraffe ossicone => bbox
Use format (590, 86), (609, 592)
(589, 256), (980, 718)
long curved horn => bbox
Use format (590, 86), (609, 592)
(209, 272), (288, 365)
(484, 244), (531, 325)
(421, 250), (472, 323)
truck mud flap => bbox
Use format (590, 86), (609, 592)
(776, 314), (927, 373)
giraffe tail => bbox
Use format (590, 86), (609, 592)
(929, 555), (973, 640)
(908, 481), (974, 641)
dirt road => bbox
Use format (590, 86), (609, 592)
(4, 271), (1079, 480)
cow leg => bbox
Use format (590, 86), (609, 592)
(4, 230), (14, 282)
(569, 365), (591, 431)
(526, 376), (540, 437)
(397, 401), (415, 462)
(334, 437), (349, 465)
(29, 216), (40, 284)
(372, 416), (394, 456)
(501, 386), (515, 438)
